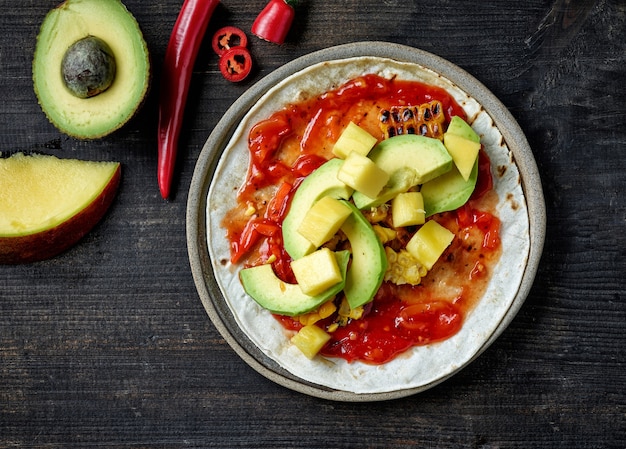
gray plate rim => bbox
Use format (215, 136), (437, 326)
(186, 41), (546, 402)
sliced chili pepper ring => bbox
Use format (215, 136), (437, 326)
(211, 26), (248, 56)
(218, 46), (252, 82)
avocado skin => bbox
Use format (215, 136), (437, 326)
(33, 0), (151, 139)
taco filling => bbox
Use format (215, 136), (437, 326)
(221, 73), (503, 365)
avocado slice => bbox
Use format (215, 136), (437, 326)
(33, 0), (150, 139)
(368, 134), (453, 184)
(340, 201), (387, 309)
(421, 161), (478, 217)
(446, 116), (481, 143)
(352, 167), (416, 209)
(352, 134), (453, 208)
(282, 159), (354, 260)
(239, 251), (351, 316)
(421, 116), (481, 216)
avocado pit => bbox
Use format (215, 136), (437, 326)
(61, 35), (116, 99)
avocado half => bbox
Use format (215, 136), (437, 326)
(33, 0), (151, 139)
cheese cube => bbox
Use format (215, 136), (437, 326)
(291, 247), (343, 296)
(406, 220), (454, 270)
(391, 191), (426, 227)
(297, 196), (352, 247)
(337, 151), (390, 199)
(332, 122), (378, 159)
(443, 133), (481, 181)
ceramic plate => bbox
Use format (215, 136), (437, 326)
(187, 42), (545, 401)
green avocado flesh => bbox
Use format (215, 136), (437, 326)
(421, 160), (478, 217)
(422, 116), (481, 216)
(368, 134), (453, 184)
(446, 116), (481, 143)
(340, 201), (387, 309)
(33, 0), (150, 139)
(352, 134), (453, 209)
(282, 158), (354, 260)
(239, 251), (351, 316)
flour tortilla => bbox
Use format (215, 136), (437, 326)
(206, 56), (530, 394)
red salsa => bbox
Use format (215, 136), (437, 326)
(222, 74), (502, 365)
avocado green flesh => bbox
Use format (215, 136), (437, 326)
(421, 156), (479, 217)
(239, 251), (350, 316)
(282, 158), (354, 260)
(340, 201), (387, 309)
(421, 116), (481, 216)
(352, 167), (416, 209)
(353, 134), (453, 209)
(33, 0), (150, 139)
(446, 116), (480, 143)
(368, 134), (453, 185)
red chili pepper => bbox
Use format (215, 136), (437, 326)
(211, 26), (248, 56)
(218, 46), (253, 82)
(264, 181), (293, 222)
(251, 0), (298, 45)
(231, 218), (280, 263)
(158, 0), (220, 200)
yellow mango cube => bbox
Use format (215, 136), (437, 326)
(406, 220), (454, 270)
(297, 196), (352, 247)
(391, 191), (426, 228)
(443, 133), (481, 181)
(337, 151), (390, 199)
(332, 122), (378, 159)
(291, 325), (331, 359)
(291, 247), (343, 296)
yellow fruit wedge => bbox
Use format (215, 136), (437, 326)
(405, 220), (454, 270)
(297, 196), (352, 247)
(332, 122), (378, 159)
(337, 151), (390, 199)
(443, 133), (481, 181)
(291, 247), (344, 296)
(0, 152), (121, 263)
(291, 325), (331, 359)
(391, 191), (426, 228)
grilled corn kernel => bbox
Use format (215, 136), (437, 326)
(318, 300), (337, 319)
(384, 247), (427, 285)
(373, 225), (397, 244)
(364, 204), (389, 223)
(244, 204), (257, 216)
(379, 101), (445, 140)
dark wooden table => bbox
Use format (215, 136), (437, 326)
(2, 0), (625, 447)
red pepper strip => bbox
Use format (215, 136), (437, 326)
(251, 0), (297, 45)
(157, 0), (220, 200)
(264, 181), (293, 222)
(231, 218), (280, 263)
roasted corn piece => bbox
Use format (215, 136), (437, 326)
(384, 246), (428, 286)
(379, 100), (445, 140)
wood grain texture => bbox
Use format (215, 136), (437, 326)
(1, 0), (625, 447)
